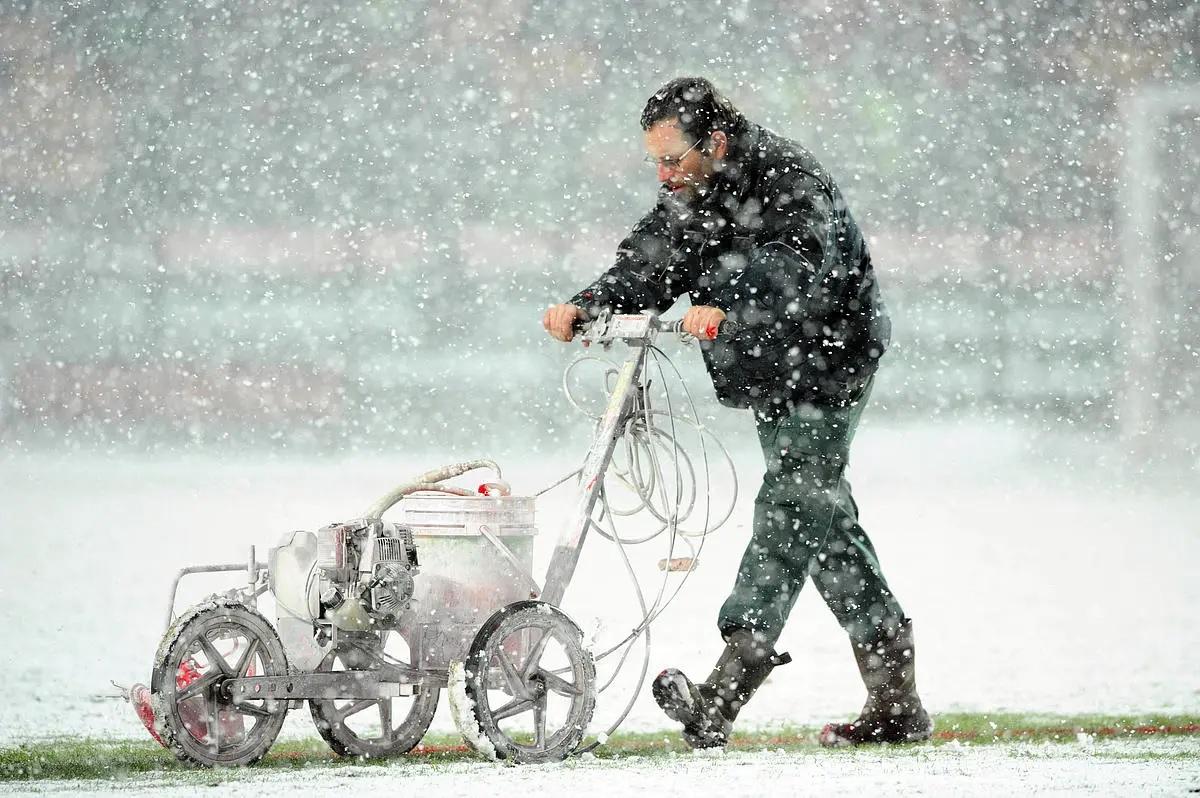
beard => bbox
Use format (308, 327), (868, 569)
(661, 184), (697, 222)
(660, 179), (713, 210)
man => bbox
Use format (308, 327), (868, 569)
(542, 77), (932, 748)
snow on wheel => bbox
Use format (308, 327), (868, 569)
(308, 630), (439, 758)
(463, 601), (595, 763)
(151, 599), (288, 767)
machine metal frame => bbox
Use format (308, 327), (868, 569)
(149, 311), (710, 765)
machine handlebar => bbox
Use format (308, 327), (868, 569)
(653, 317), (739, 339)
(571, 311), (738, 344)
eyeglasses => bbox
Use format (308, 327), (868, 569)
(644, 138), (703, 169)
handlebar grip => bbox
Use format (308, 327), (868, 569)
(689, 319), (739, 340)
(658, 317), (738, 340)
(713, 320), (739, 339)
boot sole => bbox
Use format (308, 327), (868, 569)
(818, 724), (854, 748)
(652, 670), (728, 749)
(819, 721), (934, 748)
(652, 671), (696, 726)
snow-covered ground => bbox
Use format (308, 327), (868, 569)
(1, 415), (1198, 749)
(1, 738), (1198, 797)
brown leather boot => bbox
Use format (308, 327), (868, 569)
(819, 618), (933, 746)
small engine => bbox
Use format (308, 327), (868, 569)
(367, 528), (418, 619)
(314, 519), (419, 628)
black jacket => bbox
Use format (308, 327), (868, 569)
(570, 122), (891, 412)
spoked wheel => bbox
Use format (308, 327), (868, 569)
(309, 630), (439, 758)
(463, 601), (596, 763)
(151, 599), (289, 767)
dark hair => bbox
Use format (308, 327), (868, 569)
(640, 77), (747, 144)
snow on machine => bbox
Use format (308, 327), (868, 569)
(126, 312), (736, 766)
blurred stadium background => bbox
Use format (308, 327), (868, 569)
(1, 1), (1197, 455)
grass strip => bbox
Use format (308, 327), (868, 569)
(2, 712), (1197, 782)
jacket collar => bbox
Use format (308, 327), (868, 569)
(711, 122), (762, 204)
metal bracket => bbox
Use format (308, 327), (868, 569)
(164, 545), (266, 631)
(474, 522), (542, 597)
(227, 670), (414, 702)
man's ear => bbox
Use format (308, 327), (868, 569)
(708, 130), (728, 159)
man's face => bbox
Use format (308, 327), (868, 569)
(643, 118), (716, 203)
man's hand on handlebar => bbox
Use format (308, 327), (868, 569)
(543, 303), (586, 342)
(682, 306), (727, 341)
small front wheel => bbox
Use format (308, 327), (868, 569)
(462, 601), (595, 763)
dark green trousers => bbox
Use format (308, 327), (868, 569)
(717, 383), (906, 648)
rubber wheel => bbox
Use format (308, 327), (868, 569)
(309, 630), (439, 758)
(151, 598), (289, 767)
(463, 601), (595, 763)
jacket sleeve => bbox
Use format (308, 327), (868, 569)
(568, 204), (688, 317)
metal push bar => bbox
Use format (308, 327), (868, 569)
(540, 312), (699, 606)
